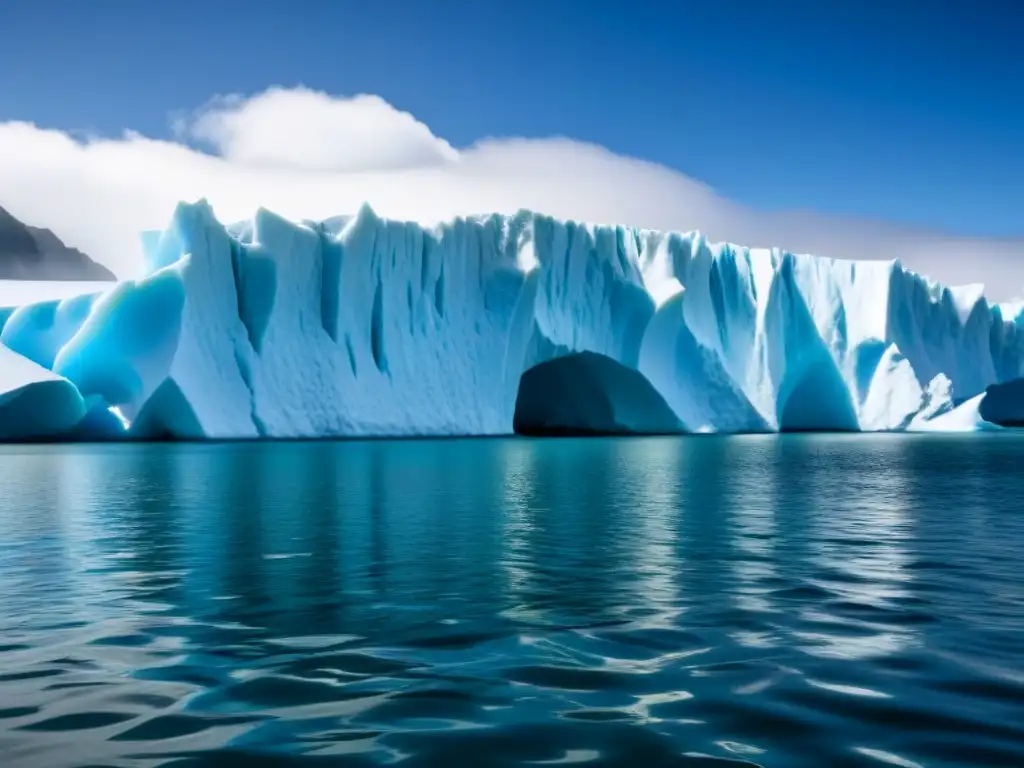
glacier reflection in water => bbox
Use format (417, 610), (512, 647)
(0, 434), (1022, 767)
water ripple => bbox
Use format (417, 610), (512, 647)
(0, 435), (1022, 766)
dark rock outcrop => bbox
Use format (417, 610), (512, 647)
(0, 206), (115, 280)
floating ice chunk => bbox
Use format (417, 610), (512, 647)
(0, 343), (85, 439)
(910, 393), (999, 432)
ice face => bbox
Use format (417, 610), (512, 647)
(0, 199), (1021, 440)
(53, 267), (186, 418)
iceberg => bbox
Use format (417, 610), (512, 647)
(0, 199), (1022, 441)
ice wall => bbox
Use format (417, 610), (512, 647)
(0, 199), (1022, 440)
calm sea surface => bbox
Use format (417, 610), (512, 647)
(0, 435), (1022, 767)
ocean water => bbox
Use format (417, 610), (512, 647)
(0, 435), (1022, 768)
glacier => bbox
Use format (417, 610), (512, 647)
(0, 199), (1022, 441)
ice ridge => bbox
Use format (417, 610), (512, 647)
(0, 199), (1022, 440)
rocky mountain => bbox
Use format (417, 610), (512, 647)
(0, 205), (115, 280)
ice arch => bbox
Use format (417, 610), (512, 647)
(512, 351), (684, 435)
(778, 349), (860, 432)
(130, 379), (207, 439)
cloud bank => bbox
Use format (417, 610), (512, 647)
(0, 86), (1020, 298)
(178, 88), (459, 172)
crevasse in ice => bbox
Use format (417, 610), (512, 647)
(1, 199), (1022, 440)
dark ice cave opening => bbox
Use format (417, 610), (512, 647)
(512, 351), (683, 436)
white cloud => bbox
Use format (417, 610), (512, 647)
(0, 87), (1020, 299)
(179, 87), (458, 172)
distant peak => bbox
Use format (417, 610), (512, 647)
(0, 206), (115, 281)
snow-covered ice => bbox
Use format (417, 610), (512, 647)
(0, 199), (1022, 440)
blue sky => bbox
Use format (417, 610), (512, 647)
(0, 0), (1021, 239)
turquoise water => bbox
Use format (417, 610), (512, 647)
(0, 435), (1022, 767)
